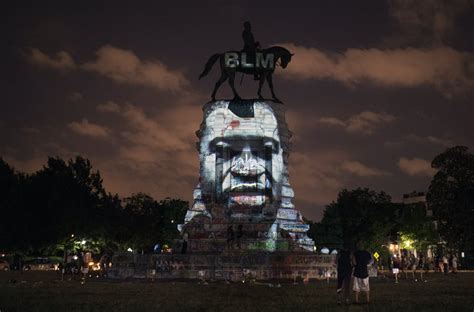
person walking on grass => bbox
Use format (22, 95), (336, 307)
(352, 247), (372, 304)
(336, 249), (353, 305)
(442, 255), (449, 274)
(451, 255), (458, 273)
(410, 255), (418, 280)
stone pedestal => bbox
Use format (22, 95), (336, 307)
(179, 100), (314, 252)
(109, 252), (336, 281)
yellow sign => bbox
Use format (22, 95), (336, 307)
(373, 252), (380, 261)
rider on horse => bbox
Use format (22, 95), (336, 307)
(198, 23), (294, 103)
(242, 21), (261, 80)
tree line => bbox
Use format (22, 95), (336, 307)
(0, 146), (473, 259)
(307, 146), (474, 261)
(0, 156), (187, 256)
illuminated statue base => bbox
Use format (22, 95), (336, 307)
(179, 100), (314, 252)
(110, 251), (336, 281)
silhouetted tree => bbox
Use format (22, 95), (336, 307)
(0, 156), (188, 255)
(24, 156), (107, 252)
(121, 193), (188, 251)
(308, 207), (344, 250)
(396, 201), (437, 251)
(0, 158), (25, 251)
(313, 188), (398, 252)
(427, 146), (474, 251)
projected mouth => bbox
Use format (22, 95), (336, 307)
(228, 172), (268, 193)
(228, 195), (266, 206)
(230, 182), (265, 192)
(226, 174), (271, 208)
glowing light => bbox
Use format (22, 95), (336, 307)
(399, 234), (415, 250)
(71, 234), (75, 238)
(81, 240), (86, 245)
(73, 255), (78, 260)
(88, 262), (101, 271)
(127, 248), (133, 252)
(389, 243), (398, 252)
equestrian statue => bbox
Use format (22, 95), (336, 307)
(199, 22), (294, 103)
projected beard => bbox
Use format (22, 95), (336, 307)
(200, 102), (283, 221)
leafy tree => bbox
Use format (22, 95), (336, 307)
(427, 146), (474, 252)
(396, 202), (437, 251)
(159, 198), (188, 242)
(0, 156), (116, 254)
(0, 158), (25, 251)
(308, 206), (344, 250)
(27, 156), (107, 251)
(313, 188), (398, 252)
(121, 193), (188, 251)
(0, 156), (189, 255)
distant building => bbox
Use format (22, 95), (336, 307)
(401, 191), (440, 260)
(402, 191), (432, 217)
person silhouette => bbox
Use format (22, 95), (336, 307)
(242, 21), (261, 80)
(242, 21), (260, 52)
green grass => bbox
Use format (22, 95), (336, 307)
(0, 271), (473, 311)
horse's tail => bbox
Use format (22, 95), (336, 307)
(199, 53), (221, 79)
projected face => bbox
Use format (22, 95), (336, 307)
(224, 142), (269, 213)
(199, 102), (283, 220)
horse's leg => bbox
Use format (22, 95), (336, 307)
(228, 71), (241, 100)
(266, 73), (282, 103)
(257, 72), (265, 100)
(211, 72), (227, 101)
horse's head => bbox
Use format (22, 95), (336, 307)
(280, 53), (293, 68)
(276, 47), (294, 68)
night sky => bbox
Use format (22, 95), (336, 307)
(3, 1), (474, 221)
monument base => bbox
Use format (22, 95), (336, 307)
(109, 251), (336, 282)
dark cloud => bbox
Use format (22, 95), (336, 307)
(398, 157), (436, 177)
(280, 43), (474, 97)
(68, 119), (111, 139)
(27, 48), (76, 70)
(27, 45), (190, 92)
(388, 0), (474, 46)
(341, 161), (390, 177)
(69, 92), (83, 102)
(317, 111), (396, 135)
(82, 45), (189, 92)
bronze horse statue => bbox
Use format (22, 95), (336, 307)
(199, 46), (294, 103)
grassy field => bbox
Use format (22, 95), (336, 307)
(0, 271), (473, 312)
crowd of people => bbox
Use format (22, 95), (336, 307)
(391, 253), (459, 277)
(336, 248), (461, 305)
